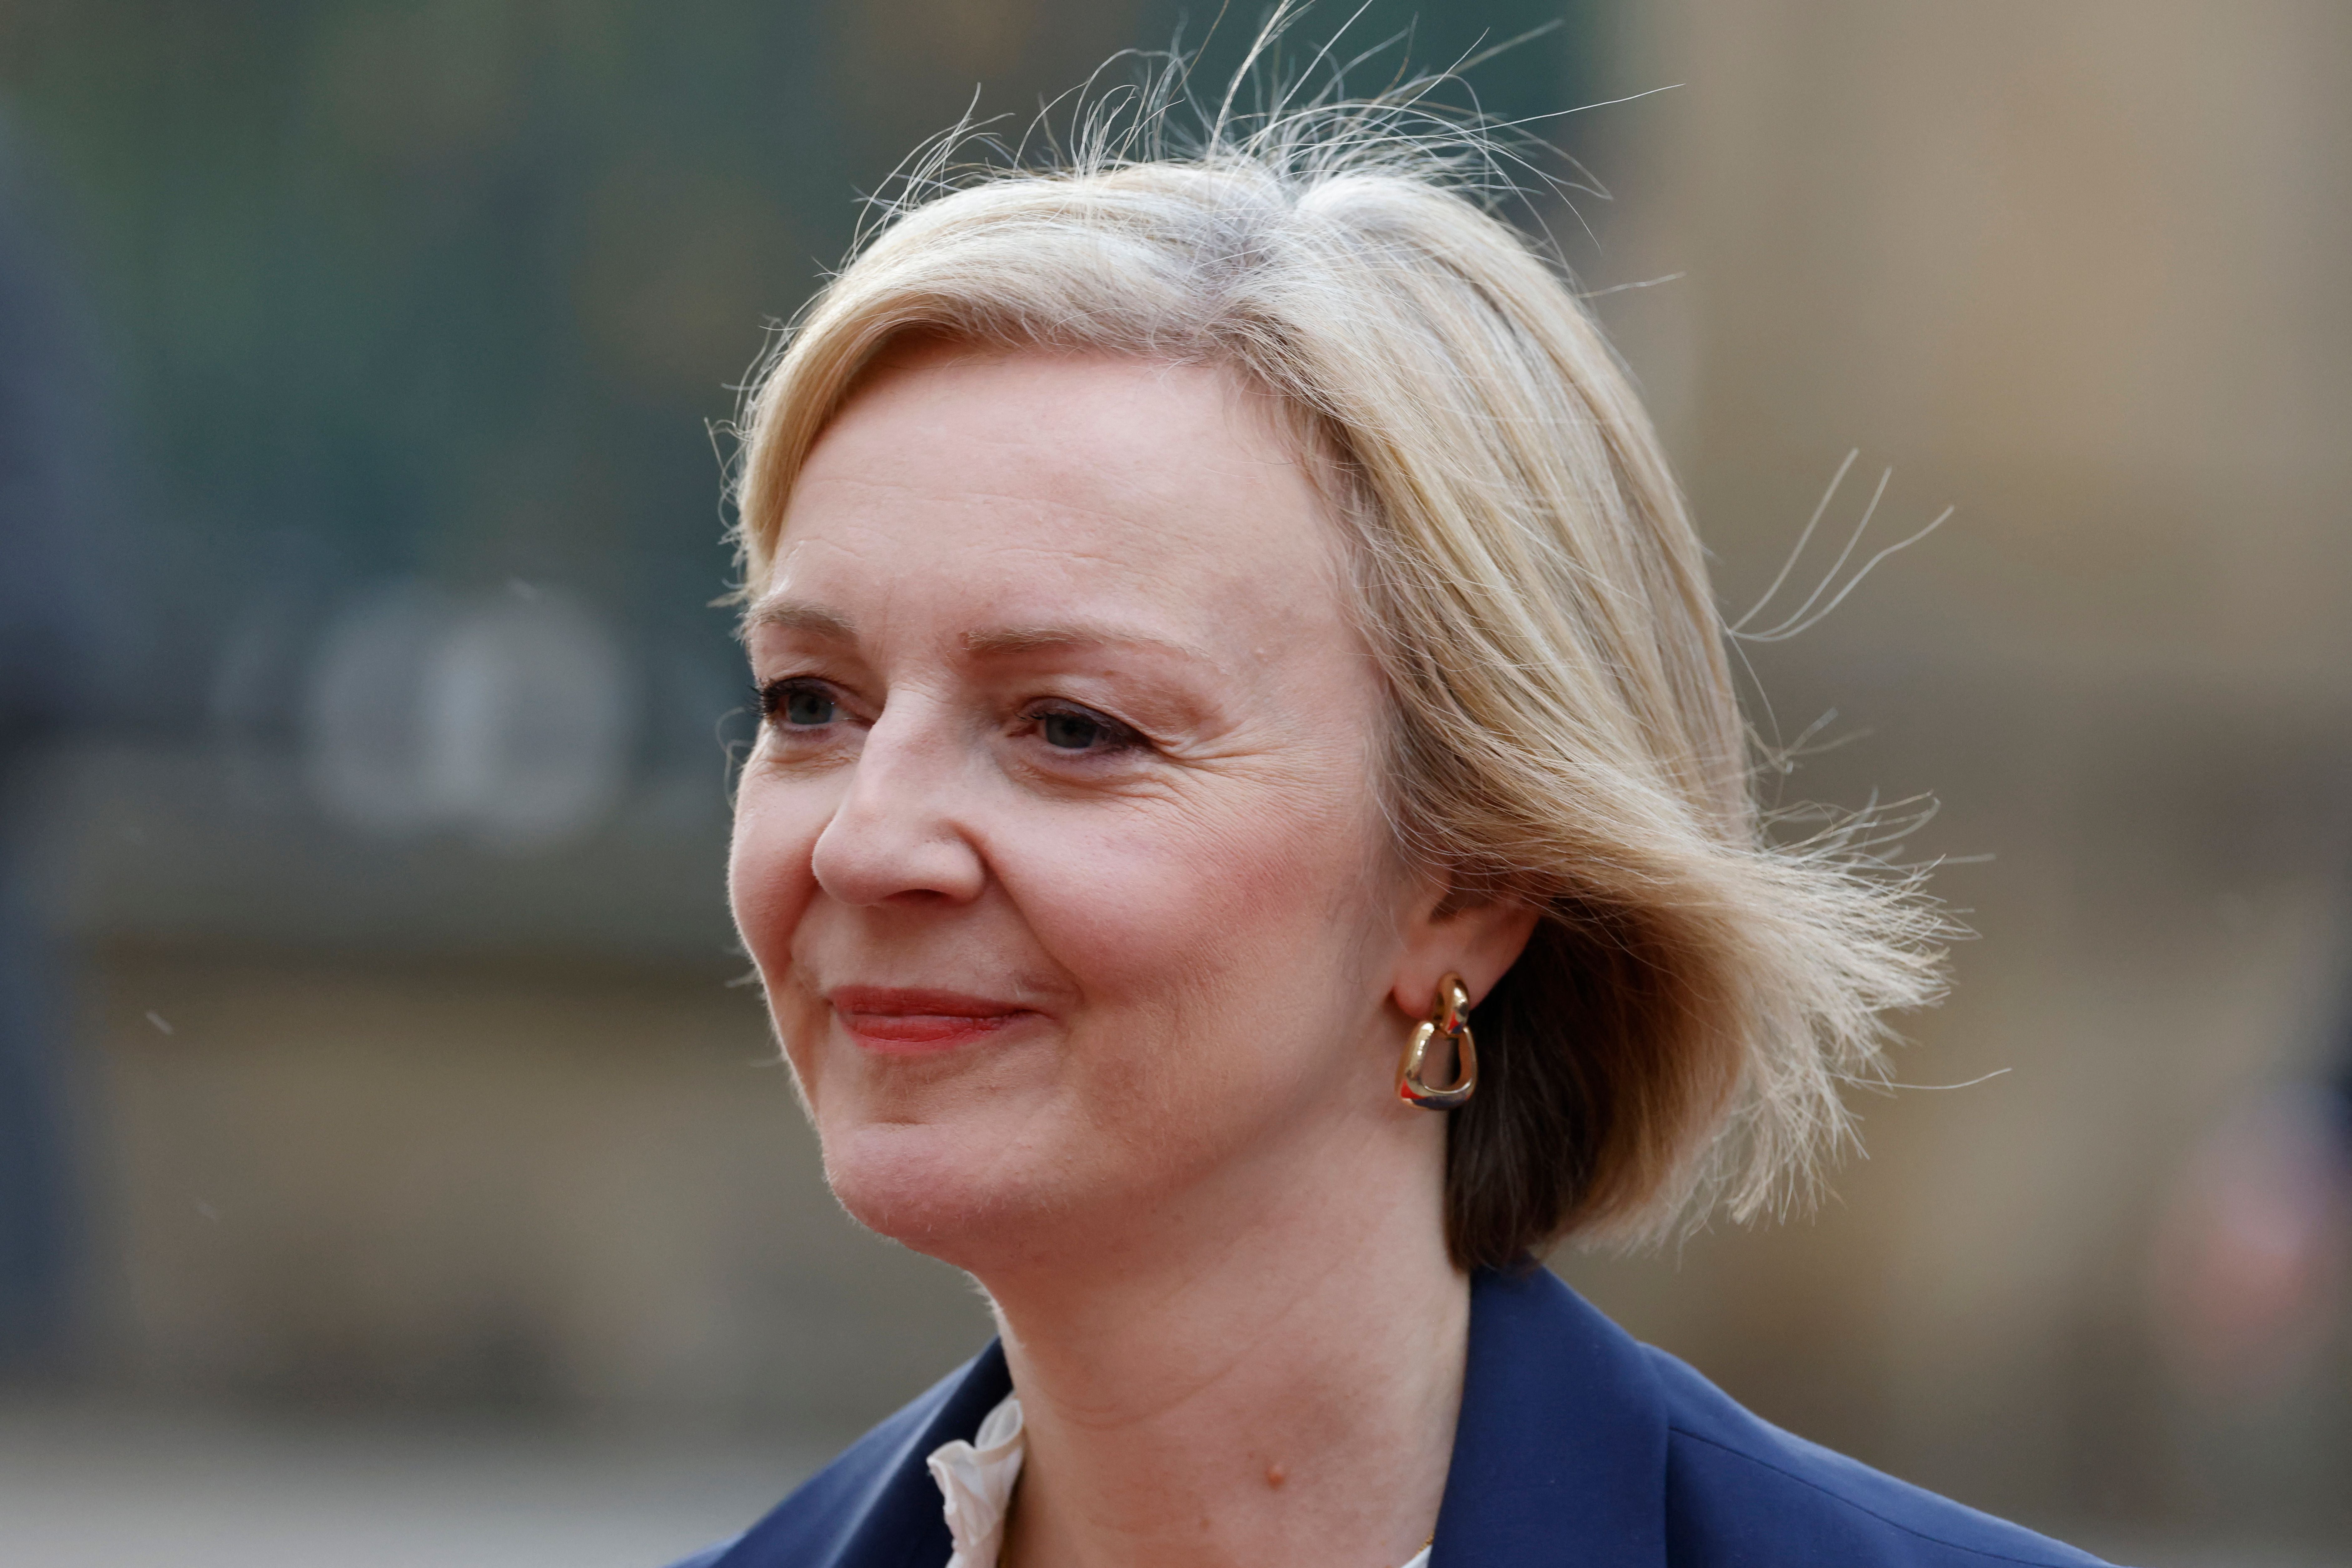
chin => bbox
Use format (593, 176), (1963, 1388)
(819, 1120), (1064, 1271)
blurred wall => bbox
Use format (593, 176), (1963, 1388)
(82, 941), (985, 1437)
(1565, 0), (2352, 1545)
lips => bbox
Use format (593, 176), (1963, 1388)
(827, 986), (1039, 1055)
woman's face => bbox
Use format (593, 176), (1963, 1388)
(730, 344), (1483, 1274)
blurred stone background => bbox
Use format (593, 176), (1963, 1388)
(0, 2), (2346, 1564)
(1566, 6), (2352, 1561)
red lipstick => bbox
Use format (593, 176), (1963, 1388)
(827, 986), (1037, 1055)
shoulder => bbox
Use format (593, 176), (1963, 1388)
(1441, 1266), (2110, 1568)
(1644, 1346), (2110, 1568)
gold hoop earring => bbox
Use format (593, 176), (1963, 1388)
(1397, 973), (1476, 1110)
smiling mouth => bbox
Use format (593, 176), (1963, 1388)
(827, 987), (1040, 1055)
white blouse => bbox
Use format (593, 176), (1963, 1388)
(925, 1393), (1433, 1568)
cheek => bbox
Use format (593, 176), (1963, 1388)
(727, 773), (825, 997)
(1011, 786), (1391, 1064)
(730, 778), (855, 1124)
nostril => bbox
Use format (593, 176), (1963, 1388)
(808, 786), (988, 908)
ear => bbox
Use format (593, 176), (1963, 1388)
(1388, 882), (1543, 1022)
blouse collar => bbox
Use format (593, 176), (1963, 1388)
(923, 1391), (1435, 1568)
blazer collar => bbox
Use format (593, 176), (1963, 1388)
(1432, 1264), (1669, 1567)
(742, 1266), (1665, 1568)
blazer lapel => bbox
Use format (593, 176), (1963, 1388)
(717, 1341), (1013, 1568)
(1431, 1266), (1670, 1567)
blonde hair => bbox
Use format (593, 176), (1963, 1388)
(729, 69), (1946, 1262)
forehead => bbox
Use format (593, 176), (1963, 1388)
(759, 347), (1354, 645)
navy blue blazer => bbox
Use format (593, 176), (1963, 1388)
(677, 1266), (2108, 1567)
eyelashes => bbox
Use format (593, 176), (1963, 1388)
(1018, 702), (1143, 756)
(753, 678), (1146, 759)
(756, 677), (839, 728)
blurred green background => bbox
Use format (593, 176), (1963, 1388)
(1, 3), (2348, 1566)
(0, 0), (1592, 654)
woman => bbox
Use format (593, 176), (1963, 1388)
(679, 72), (2104, 1568)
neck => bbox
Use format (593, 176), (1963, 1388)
(983, 1131), (1467, 1568)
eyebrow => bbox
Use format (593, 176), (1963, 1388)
(962, 624), (1211, 663)
(744, 598), (1210, 666)
(741, 598), (855, 641)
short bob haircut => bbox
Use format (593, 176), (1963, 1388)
(729, 69), (1945, 1267)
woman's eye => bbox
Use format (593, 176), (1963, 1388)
(760, 680), (839, 728)
(1030, 704), (1138, 754)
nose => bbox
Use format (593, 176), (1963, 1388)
(808, 703), (989, 907)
